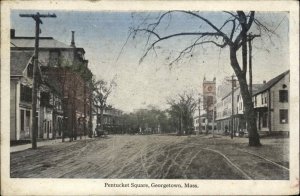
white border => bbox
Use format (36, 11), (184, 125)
(1, 1), (299, 195)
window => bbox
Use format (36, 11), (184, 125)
(50, 121), (52, 133)
(279, 109), (288, 124)
(279, 90), (288, 102)
(254, 96), (257, 106)
(49, 51), (59, 66)
(261, 95), (264, 104)
(262, 112), (268, 127)
(265, 96), (267, 105)
(206, 96), (213, 108)
(26, 111), (30, 128)
(44, 122), (47, 133)
(27, 63), (33, 78)
(20, 110), (24, 131)
(20, 85), (32, 102)
(40, 92), (50, 106)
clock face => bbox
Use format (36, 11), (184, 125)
(207, 86), (213, 92)
(203, 83), (215, 94)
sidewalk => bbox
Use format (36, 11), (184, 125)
(10, 136), (92, 153)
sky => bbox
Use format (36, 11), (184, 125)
(11, 10), (289, 112)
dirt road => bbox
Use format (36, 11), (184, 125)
(10, 135), (289, 179)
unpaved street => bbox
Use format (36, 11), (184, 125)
(11, 135), (289, 179)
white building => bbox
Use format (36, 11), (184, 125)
(215, 70), (289, 136)
(253, 70), (290, 134)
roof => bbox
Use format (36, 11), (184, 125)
(252, 84), (264, 94)
(217, 84), (232, 98)
(11, 37), (73, 49)
(222, 86), (240, 100)
(221, 83), (266, 100)
(253, 70), (290, 96)
(10, 51), (33, 76)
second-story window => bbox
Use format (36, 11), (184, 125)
(40, 92), (50, 107)
(49, 50), (59, 67)
(20, 85), (32, 102)
(279, 90), (288, 102)
(265, 96), (267, 105)
(27, 63), (33, 78)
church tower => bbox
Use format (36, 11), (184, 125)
(202, 77), (216, 121)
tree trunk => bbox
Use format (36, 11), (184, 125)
(100, 104), (104, 130)
(230, 46), (261, 146)
(88, 93), (93, 138)
(83, 82), (87, 137)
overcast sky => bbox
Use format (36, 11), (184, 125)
(11, 10), (289, 112)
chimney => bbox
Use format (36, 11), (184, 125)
(71, 31), (75, 47)
(263, 80), (266, 84)
(10, 29), (15, 38)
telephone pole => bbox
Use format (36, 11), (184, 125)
(20, 12), (56, 149)
(198, 97), (202, 134)
(248, 33), (253, 97)
(212, 101), (215, 138)
(227, 74), (237, 139)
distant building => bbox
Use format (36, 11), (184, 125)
(193, 113), (211, 133)
(39, 78), (63, 139)
(202, 77), (216, 133)
(100, 106), (123, 134)
(215, 83), (263, 135)
(203, 77), (216, 112)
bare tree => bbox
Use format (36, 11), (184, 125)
(131, 11), (275, 146)
(167, 92), (197, 135)
(93, 79), (117, 132)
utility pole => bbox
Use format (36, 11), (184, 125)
(180, 110), (183, 135)
(248, 33), (253, 97)
(20, 12), (56, 149)
(212, 102), (215, 138)
(227, 74), (236, 139)
(198, 97), (202, 134)
(231, 75), (236, 139)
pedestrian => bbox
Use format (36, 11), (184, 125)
(225, 125), (228, 135)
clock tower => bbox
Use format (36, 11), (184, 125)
(203, 77), (216, 119)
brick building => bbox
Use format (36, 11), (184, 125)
(10, 29), (93, 141)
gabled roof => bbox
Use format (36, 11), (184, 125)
(11, 37), (72, 49)
(253, 70), (290, 96)
(10, 51), (33, 76)
(252, 84), (264, 94)
(222, 86), (240, 100)
(221, 83), (264, 101)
